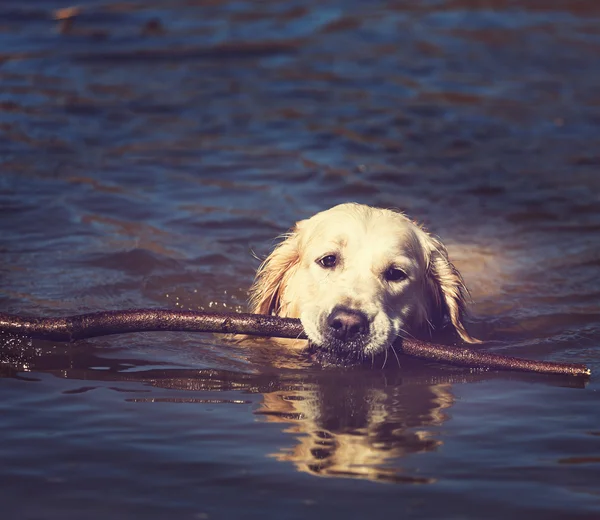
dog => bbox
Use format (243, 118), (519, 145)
(249, 203), (479, 363)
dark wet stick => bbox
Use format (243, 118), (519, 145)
(0, 310), (591, 377)
(0, 310), (306, 342)
(399, 338), (590, 377)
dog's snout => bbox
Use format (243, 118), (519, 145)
(327, 307), (369, 342)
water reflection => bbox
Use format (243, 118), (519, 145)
(256, 372), (449, 483)
(0, 336), (585, 484)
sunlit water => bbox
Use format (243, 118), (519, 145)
(1, 1), (600, 518)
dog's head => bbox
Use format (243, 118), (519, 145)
(249, 203), (478, 362)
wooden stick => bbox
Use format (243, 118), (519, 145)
(0, 309), (591, 377)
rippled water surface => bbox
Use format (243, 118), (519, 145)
(2, 1), (600, 518)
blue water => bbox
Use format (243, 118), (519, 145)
(1, 1), (600, 518)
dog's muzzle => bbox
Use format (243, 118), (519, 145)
(317, 305), (371, 357)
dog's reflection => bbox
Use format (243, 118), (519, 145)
(255, 371), (451, 483)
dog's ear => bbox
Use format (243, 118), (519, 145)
(425, 237), (480, 344)
(249, 224), (303, 316)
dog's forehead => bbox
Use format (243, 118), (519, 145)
(301, 206), (423, 257)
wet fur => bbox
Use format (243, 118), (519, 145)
(249, 203), (478, 357)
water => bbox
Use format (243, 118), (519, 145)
(1, 1), (600, 518)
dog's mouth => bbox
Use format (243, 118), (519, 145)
(306, 338), (379, 367)
(300, 307), (397, 366)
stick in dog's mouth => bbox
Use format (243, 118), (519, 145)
(0, 309), (591, 377)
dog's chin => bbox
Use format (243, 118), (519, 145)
(307, 344), (366, 367)
(306, 335), (382, 367)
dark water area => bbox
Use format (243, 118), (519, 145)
(1, 0), (600, 518)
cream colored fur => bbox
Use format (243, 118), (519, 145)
(249, 203), (478, 356)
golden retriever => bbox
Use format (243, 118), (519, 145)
(249, 203), (478, 362)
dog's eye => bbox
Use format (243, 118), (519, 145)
(384, 267), (407, 282)
(318, 254), (337, 268)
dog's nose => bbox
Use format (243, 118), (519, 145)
(327, 307), (369, 342)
